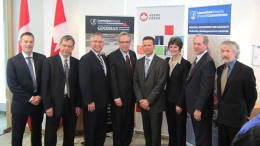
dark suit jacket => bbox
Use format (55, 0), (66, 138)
(108, 49), (137, 106)
(79, 50), (109, 109)
(133, 55), (167, 113)
(7, 52), (46, 114)
(41, 54), (81, 117)
(217, 61), (257, 127)
(165, 57), (191, 108)
(185, 52), (216, 117)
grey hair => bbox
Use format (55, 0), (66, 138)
(194, 34), (209, 45)
(117, 32), (131, 42)
(221, 40), (240, 59)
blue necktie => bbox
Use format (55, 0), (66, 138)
(26, 57), (37, 91)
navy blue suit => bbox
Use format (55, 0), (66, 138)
(185, 52), (216, 146)
(79, 50), (109, 146)
(7, 52), (46, 146)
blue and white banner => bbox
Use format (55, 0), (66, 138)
(188, 5), (231, 35)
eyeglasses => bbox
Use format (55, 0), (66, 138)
(61, 44), (73, 49)
(119, 41), (131, 44)
(92, 40), (104, 43)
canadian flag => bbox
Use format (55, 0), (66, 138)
(17, 0), (30, 53)
(50, 0), (68, 56)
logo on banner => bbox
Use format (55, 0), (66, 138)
(140, 12), (148, 21)
(190, 11), (197, 20)
(90, 19), (97, 26)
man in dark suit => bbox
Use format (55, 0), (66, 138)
(79, 33), (109, 146)
(108, 32), (137, 146)
(7, 32), (46, 146)
(41, 35), (81, 146)
(185, 34), (216, 146)
(217, 40), (257, 146)
(133, 36), (167, 146)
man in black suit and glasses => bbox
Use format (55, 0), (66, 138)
(108, 32), (137, 146)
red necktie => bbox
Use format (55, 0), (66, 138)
(126, 55), (132, 71)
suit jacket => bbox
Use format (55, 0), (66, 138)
(165, 57), (191, 108)
(7, 52), (46, 114)
(108, 49), (137, 106)
(185, 52), (216, 117)
(79, 50), (109, 110)
(217, 61), (257, 127)
(41, 54), (81, 117)
(133, 55), (167, 113)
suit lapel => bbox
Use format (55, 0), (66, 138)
(54, 55), (65, 77)
(145, 55), (157, 80)
(32, 53), (40, 76)
(187, 52), (208, 81)
(18, 53), (31, 77)
(224, 61), (241, 93)
(69, 57), (75, 77)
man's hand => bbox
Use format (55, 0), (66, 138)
(75, 107), (81, 116)
(140, 99), (150, 110)
(176, 106), (182, 114)
(46, 107), (53, 117)
(194, 109), (202, 121)
(115, 98), (122, 107)
(88, 102), (95, 112)
(30, 95), (41, 106)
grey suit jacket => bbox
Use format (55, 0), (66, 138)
(133, 55), (167, 113)
(185, 52), (216, 117)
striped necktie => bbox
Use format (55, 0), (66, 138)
(97, 54), (106, 76)
(64, 59), (70, 97)
(144, 58), (150, 78)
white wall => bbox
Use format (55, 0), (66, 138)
(12, 0), (260, 103)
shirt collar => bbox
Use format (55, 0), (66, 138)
(91, 49), (100, 56)
(145, 53), (155, 61)
(119, 49), (130, 58)
(196, 50), (207, 63)
(22, 51), (33, 59)
(59, 53), (70, 62)
(225, 59), (237, 70)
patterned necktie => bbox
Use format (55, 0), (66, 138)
(188, 57), (197, 77)
(221, 65), (230, 95)
(144, 58), (150, 78)
(26, 57), (37, 91)
(125, 55), (132, 71)
(97, 54), (106, 76)
(64, 59), (70, 97)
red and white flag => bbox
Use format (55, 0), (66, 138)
(17, 0), (30, 53)
(50, 0), (68, 56)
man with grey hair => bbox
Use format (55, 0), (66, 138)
(108, 32), (137, 146)
(41, 35), (81, 146)
(216, 40), (257, 146)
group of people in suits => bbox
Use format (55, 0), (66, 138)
(6, 31), (257, 146)
(164, 34), (257, 146)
